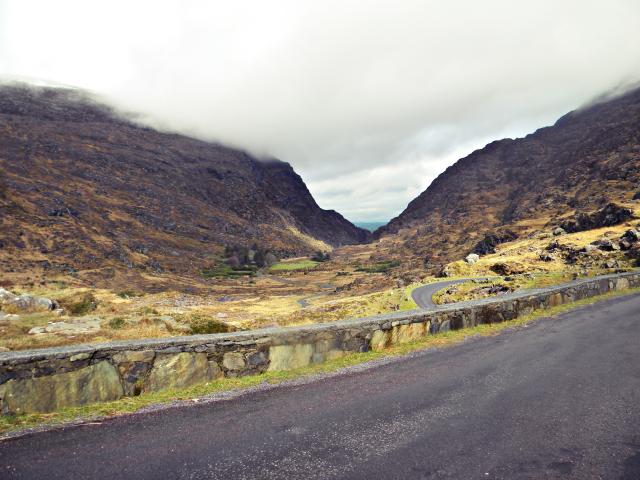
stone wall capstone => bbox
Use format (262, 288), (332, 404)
(0, 272), (638, 414)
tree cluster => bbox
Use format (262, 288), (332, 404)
(310, 251), (331, 262)
(224, 243), (279, 269)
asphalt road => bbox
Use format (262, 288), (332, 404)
(411, 278), (487, 308)
(2, 292), (640, 479)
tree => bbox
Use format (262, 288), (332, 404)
(265, 252), (278, 267)
(226, 255), (240, 268)
(253, 249), (266, 268)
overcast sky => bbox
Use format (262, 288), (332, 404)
(2, 1), (640, 222)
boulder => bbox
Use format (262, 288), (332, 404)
(622, 229), (640, 242)
(0, 288), (58, 313)
(633, 191), (640, 201)
(539, 252), (554, 262)
(159, 315), (190, 333)
(552, 227), (566, 236)
(472, 230), (517, 255)
(465, 253), (480, 265)
(560, 203), (634, 233)
(28, 318), (101, 336)
(0, 288), (16, 303)
(143, 352), (221, 393)
(0, 361), (123, 414)
(590, 238), (620, 252)
(584, 244), (598, 253)
(222, 352), (246, 371)
(619, 239), (633, 251)
(0, 312), (19, 322)
(489, 262), (525, 276)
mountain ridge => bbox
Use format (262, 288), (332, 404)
(374, 85), (640, 268)
(0, 83), (370, 285)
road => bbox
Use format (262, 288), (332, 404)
(411, 278), (488, 308)
(2, 292), (640, 479)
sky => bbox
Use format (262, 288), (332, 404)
(1, 1), (640, 222)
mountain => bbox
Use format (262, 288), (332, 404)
(0, 84), (370, 284)
(375, 85), (640, 267)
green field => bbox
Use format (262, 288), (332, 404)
(269, 259), (319, 272)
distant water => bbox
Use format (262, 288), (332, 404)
(354, 221), (387, 232)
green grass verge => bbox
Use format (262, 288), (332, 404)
(355, 260), (400, 273)
(201, 264), (257, 278)
(269, 260), (319, 272)
(2, 286), (638, 437)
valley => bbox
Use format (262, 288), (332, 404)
(1, 83), (640, 353)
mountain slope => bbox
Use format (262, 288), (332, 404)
(0, 84), (370, 283)
(375, 86), (640, 267)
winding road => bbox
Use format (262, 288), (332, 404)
(411, 278), (485, 308)
(1, 291), (640, 479)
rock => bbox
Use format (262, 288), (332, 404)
(0, 288), (16, 303)
(619, 239), (632, 251)
(560, 203), (634, 233)
(159, 316), (190, 333)
(0, 312), (19, 322)
(552, 227), (566, 236)
(51, 319), (100, 335)
(489, 262), (525, 276)
(112, 350), (155, 364)
(591, 238), (620, 252)
(465, 253), (480, 265)
(69, 352), (92, 362)
(143, 352), (220, 393)
(0, 361), (123, 414)
(472, 230), (518, 255)
(436, 266), (451, 278)
(246, 351), (268, 367)
(539, 252), (554, 262)
(584, 244), (598, 253)
(487, 285), (512, 295)
(622, 229), (640, 242)
(633, 191), (640, 201)
(370, 329), (389, 351)
(268, 344), (314, 371)
(0, 289), (58, 313)
(603, 259), (619, 269)
(216, 312), (228, 319)
(222, 352), (246, 371)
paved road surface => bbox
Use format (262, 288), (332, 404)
(2, 292), (639, 479)
(411, 278), (488, 308)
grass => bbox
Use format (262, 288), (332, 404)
(187, 314), (231, 334)
(2, 286), (637, 437)
(269, 259), (319, 272)
(201, 264), (257, 278)
(356, 260), (400, 273)
(431, 271), (596, 305)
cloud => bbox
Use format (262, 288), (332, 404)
(2, 0), (640, 221)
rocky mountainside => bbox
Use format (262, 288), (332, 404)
(375, 85), (640, 268)
(0, 84), (369, 285)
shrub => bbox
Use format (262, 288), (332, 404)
(59, 292), (98, 316)
(108, 317), (126, 329)
(356, 260), (400, 273)
(116, 290), (143, 299)
(188, 315), (230, 335)
(311, 251), (331, 262)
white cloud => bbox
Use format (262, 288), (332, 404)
(2, 0), (640, 221)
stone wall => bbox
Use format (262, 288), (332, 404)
(0, 272), (638, 414)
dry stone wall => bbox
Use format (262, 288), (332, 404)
(0, 272), (638, 414)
